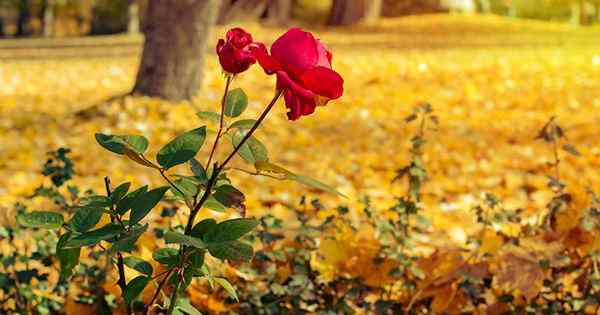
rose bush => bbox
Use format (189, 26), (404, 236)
(252, 28), (344, 120)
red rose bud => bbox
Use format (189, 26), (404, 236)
(216, 28), (258, 74)
(252, 28), (344, 121)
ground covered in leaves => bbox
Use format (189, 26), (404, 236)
(2, 14), (600, 314)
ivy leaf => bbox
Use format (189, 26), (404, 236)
(207, 241), (253, 262)
(123, 275), (150, 305)
(157, 127), (206, 169)
(164, 231), (206, 249)
(203, 218), (258, 243)
(116, 185), (148, 215)
(95, 133), (149, 155)
(153, 248), (179, 267)
(68, 207), (103, 232)
(64, 224), (123, 248)
(214, 277), (238, 301)
(123, 256), (153, 276)
(129, 187), (169, 226)
(17, 211), (64, 229)
(56, 233), (80, 277)
(224, 88), (248, 117)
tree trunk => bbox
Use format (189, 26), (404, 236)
(17, 0), (32, 36)
(328, 0), (366, 26)
(218, 0), (269, 24)
(571, 0), (584, 26)
(127, 0), (140, 34)
(479, 0), (492, 13)
(363, 0), (382, 24)
(133, 0), (220, 101)
(43, 0), (55, 37)
(265, 0), (292, 25)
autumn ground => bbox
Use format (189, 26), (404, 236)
(2, 14), (600, 312)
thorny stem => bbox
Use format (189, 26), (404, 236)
(220, 89), (283, 168)
(104, 176), (132, 315)
(160, 89), (283, 313)
(205, 75), (233, 170)
(144, 268), (175, 315)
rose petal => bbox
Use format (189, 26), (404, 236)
(271, 28), (320, 78)
(299, 66), (344, 100)
(283, 89), (316, 121)
(276, 71), (315, 100)
(251, 43), (282, 74)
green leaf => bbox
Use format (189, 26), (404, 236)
(68, 207), (103, 232)
(203, 196), (226, 212)
(189, 249), (206, 270)
(285, 173), (346, 197)
(173, 298), (202, 315)
(80, 195), (112, 207)
(197, 111), (220, 124)
(95, 133), (149, 155)
(153, 248), (179, 267)
(64, 224), (123, 248)
(228, 119), (256, 130)
(112, 224), (148, 252)
(116, 185), (148, 215)
(171, 177), (199, 200)
(129, 187), (169, 225)
(190, 219), (217, 239)
(224, 88), (248, 117)
(213, 185), (245, 210)
(123, 256), (153, 276)
(203, 218), (258, 243)
(123, 275), (150, 305)
(110, 182), (131, 204)
(230, 131), (268, 164)
(214, 277), (238, 301)
(17, 211), (63, 229)
(56, 233), (80, 277)
(164, 231), (206, 249)
(207, 241), (253, 262)
(157, 127), (206, 169)
(189, 158), (208, 183)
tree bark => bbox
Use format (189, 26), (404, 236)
(328, 0), (366, 26)
(43, 0), (55, 37)
(17, 0), (32, 36)
(218, 0), (269, 24)
(127, 0), (140, 34)
(265, 0), (292, 25)
(363, 0), (382, 24)
(571, 0), (584, 26)
(133, 0), (220, 101)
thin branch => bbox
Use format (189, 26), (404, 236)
(205, 75), (233, 170)
(145, 268), (175, 315)
(227, 166), (284, 180)
(220, 90), (283, 168)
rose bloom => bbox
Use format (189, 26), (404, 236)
(216, 28), (258, 74)
(252, 28), (344, 120)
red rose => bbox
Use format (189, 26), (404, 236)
(216, 28), (258, 74)
(252, 28), (344, 120)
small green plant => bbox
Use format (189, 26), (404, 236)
(15, 27), (345, 314)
